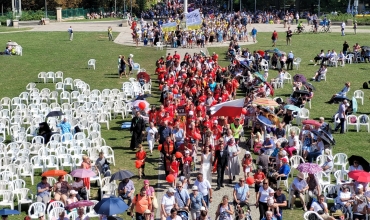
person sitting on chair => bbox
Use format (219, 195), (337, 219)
(311, 65), (327, 82)
(327, 82), (350, 104)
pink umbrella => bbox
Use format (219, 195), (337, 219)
(65, 200), (95, 210)
(297, 163), (322, 174)
(70, 169), (96, 178)
(302, 119), (321, 128)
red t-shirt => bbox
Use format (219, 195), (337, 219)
(136, 151), (147, 163)
(170, 161), (179, 174)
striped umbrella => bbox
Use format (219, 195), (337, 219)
(252, 98), (279, 107)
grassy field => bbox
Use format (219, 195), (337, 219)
(0, 27), (32, 32)
(0, 30), (370, 219)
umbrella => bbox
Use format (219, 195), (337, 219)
(46, 111), (64, 118)
(137, 71), (150, 83)
(0, 209), (20, 215)
(265, 82), (274, 96)
(320, 129), (336, 145)
(293, 74), (307, 83)
(284, 104), (301, 112)
(348, 155), (370, 172)
(252, 98), (279, 107)
(348, 170), (366, 179)
(41, 170), (67, 177)
(110, 170), (135, 182)
(361, 46), (370, 51)
(302, 119), (321, 127)
(257, 50), (265, 56)
(70, 169), (97, 178)
(297, 163), (323, 174)
(350, 171), (370, 182)
(311, 130), (331, 145)
(132, 100), (150, 110)
(292, 90), (310, 97)
(65, 200), (95, 210)
(302, 81), (316, 91)
(253, 72), (266, 82)
(93, 196), (129, 216)
(257, 115), (274, 127)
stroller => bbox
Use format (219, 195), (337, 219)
(177, 210), (189, 220)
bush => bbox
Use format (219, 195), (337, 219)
(322, 13), (353, 21)
(19, 10), (45, 21)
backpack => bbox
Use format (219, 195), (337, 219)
(363, 82), (369, 89)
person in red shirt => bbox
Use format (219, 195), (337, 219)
(169, 154), (179, 187)
(136, 144), (147, 179)
(173, 51), (180, 61)
(212, 52), (218, 61)
(242, 151), (253, 178)
(253, 166), (266, 197)
(148, 106), (157, 125)
(156, 105), (166, 125)
(211, 120), (222, 142)
(182, 150), (192, 180)
(272, 30), (278, 47)
(155, 63), (166, 82)
(162, 111), (173, 125)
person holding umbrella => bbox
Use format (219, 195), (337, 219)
(349, 160), (364, 172)
(118, 178), (135, 206)
(306, 136), (324, 162)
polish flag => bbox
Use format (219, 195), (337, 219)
(210, 98), (245, 117)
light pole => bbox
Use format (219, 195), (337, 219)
(318, 0), (320, 16)
(114, 0), (116, 15)
(45, 0), (47, 18)
(254, 0), (256, 14)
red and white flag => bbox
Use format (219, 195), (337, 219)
(210, 98), (245, 117)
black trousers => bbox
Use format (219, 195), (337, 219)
(286, 58), (293, 69)
(216, 165), (226, 187)
(130, 132), (143, 149)
(335, 118), (345, 133)
(258, 202), (268, 220)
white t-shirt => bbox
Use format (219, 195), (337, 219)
(194, 180), (211, 196)
(146, 127), (158, 141)
(311, 201), (327, 212)
(76, 215), (90, 220)
(161, 194), (176, 214)
(349, 165), (364, 172)
(166, 216), (182, 220)
(258, 186), (274, 203)
(292, 178), (308, 191)
(288, 136), (299, 149)
(339, 191), (352, 205)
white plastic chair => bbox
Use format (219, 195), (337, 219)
(346, 115), (359, 132)
(277, 169), (290, 191)
(358, 114), (370, 132)
(46, 72), (55, 83)
(17, 188), (33, 211)
(0, 190), (14, 209)
(334, 170), (350, 185)
(28, 202), (46, 219)
(323, 184), (339, 203)
(289, 155), (305, 177)
(88, 59), (96, 70)
(63, 78), (74, 91)
(315, 171), (331, 186)
(100, 146), (115, 166)
(98, 113), (110, 130)
(293, 57), (301, 70)
(38, 72), (47, 83)
(333, 153), (348, 172)
(156, 42), (163, 50)
(68, 211), (78, 220)
(297, 108), (310, 125)
(303, 211), (324, 220)
(86, 200), (99, 218)
(18, 162), (34, 185)
(345, 54), (354, 64)
(353, 90), (364, 105)
(48, 207), (65, 220)
(55, 71), (64, 82)
(283, 72), (292, 84)
(46, 201), (64, 217)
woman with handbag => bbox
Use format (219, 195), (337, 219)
(144, 180), (157, 220)
(71, 178), (87, 201)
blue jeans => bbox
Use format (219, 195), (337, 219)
(307, 151), (322, 162)
(203, 195), (209, 208)
(173, 42), (177, 48)
(275, 210), (283, 220)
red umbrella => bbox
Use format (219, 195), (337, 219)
(65, 200), (95, 210)
(349, 171), (370, 182)
(41, 170), (67, 177)
(257, 50), (265, 56)
(137, 71), (150, 83)
(302, 119), (321, 127)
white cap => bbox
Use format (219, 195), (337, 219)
(70, 190), (78, 195)
(200, 206), (206, 211)
(266, 134), (271, 139)
(38, 213), (45, 217)
(357, 185), (364, 189)
(189, 111), (194, 115)
(245, 151), (251, 155)
(167, 187), (176, 193)
(185, 150), (190, 154)
(129, 54), (134, 58)
(192, 185), (198, 191)
(213, 120), (218, 124)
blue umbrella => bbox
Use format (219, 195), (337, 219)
(284, 105), (301, 112)
(93, 196), (129, 216)
(0, 209), (20, 215)
(257, 115), (274, 127)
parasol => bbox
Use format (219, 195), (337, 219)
(284, 104), (301, 112)
(257, 50), (265, 56)
(361, 46), (370, 51)
(348, 170), (370, 182)
(253, 72), (266, 82)
(293, 74), (307, 83)
(302, 81), (316, 91)
(253, 98), (279, 107)
(311, 130), (331, 145)
(257, 115), (274, 127)
(302, 119), (321, 127)
(297, 163), (323, 174)
(41, 170), (67, 177)
(292, 90), (310, 97)
(137, 72), (150, 83)
(348, 155), (370, 172)
(320, 129), (335, 145)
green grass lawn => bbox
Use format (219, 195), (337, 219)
(0, 30), (370, 219)
(0, 27), (32, 32)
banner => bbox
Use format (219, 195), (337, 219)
(186, 9), (202, 30)
(162, 22), (177, 32)
(177, 106), (186, 116)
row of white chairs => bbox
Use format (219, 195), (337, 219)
(37, 71), (64, 83)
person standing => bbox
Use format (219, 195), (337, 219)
(68, 26), (73, 41)
(256, 179), (274, 220)
(130, 187), (152, 220)
(233, 178), (250, 213)
(194, 173), (212, 208)
(108, 26), (113, 41)
(271, 30), (278, 47)
(214, 140), (228, 190)
(334, 100), (347, 134)
(146, 122), (158, 155)
(286, 51), (294, 70)
(295, 12), (299, 24)
(130, 111), (146, 150)
(118, 178), (135, 206)
(273, 188), (287, 220)
(341, 21), (346, 36)
(286, 27), (292, 46)
(251, 27), (257, 43)
(174, 181), (190, 211)
(354, 21), (357, 34)
(128, 54), (134, 75)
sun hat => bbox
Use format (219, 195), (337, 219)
(200, 206), (206, 211)
(266, 134), (270, 139)
(70, 190), (78, 195)
(167, 188), (176, 193)
(245, 151), (251, 155)
(38, 213), (45, 217)
(143, 180), (149, 185)
(192, 185), (198, 191)
(297, 172), (305, 179)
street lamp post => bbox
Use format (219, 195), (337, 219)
(318, 0), (320, 16)
(115, 0), (116, 15)
(354, 0), (359, 15)
(254, 0), (256, 14)
(45, 0), (47, 18)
